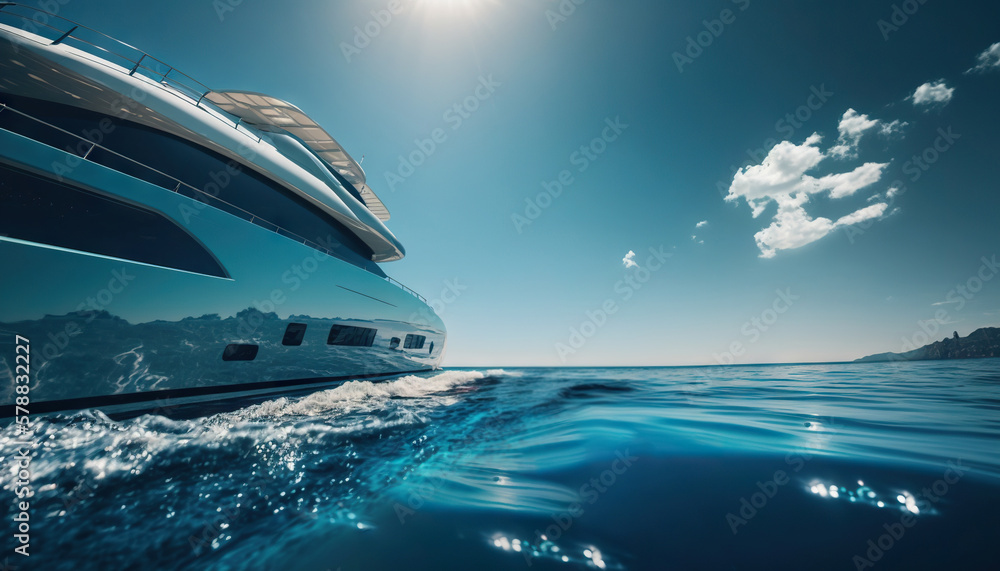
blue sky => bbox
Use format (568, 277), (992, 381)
(52, 0), (1000, 366)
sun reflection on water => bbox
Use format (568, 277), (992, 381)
(489, 533), (618, 569)
(807, 478), (935, 515)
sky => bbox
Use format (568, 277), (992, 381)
(42, 0), (1000, 366)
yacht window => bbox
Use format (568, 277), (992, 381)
(327, 325), (377, 347)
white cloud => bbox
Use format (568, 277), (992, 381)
(969, 42), (1000, 73)
(835, 203), (888, 226)
(879, 119), (907, 136)
(728, 133), (826, 216)
(727, 133), (887, 215)
(813, 162), (888, 199)
(753, 197), (887, 259)
(911, 80), (954, 106)
(696, 220), (709, 228)
(622, 250), (638, 269)
(828, 109), (880, 159)
(726, 128), (891, 259)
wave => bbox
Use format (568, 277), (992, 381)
(1, 369), (512, 488)
(223, 368), (511, 420)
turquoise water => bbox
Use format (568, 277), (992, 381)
(3, 360), (1000, 569)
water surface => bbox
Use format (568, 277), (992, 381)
(3, 360), (999, 569)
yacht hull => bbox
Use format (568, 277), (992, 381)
(0, 130), (445, 418)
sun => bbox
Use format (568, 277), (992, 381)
(415, 0), (494, 13)
(411, 0), (500, 25)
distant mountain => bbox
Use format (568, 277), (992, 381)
(856, 327), (1000, 363)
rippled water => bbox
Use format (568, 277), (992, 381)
(3, 360), (1000, 570)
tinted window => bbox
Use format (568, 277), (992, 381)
(282, 323), (307, 346)
(0, 94), (383, 275)
(404, 334), (426, 350)
(327, 325), (377, 347)
(222, 344), (258, 361)
(0, 164), (228, 277)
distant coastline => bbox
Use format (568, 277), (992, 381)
(856, 327), (1000, 363)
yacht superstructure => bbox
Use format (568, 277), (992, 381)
(0, 4), (446, 418)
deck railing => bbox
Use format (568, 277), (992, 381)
(0, 3), (427, 304)
(0, 2), (262, 144)
(0, 102), (427, 304)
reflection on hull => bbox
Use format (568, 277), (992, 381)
(0, 8), (447, 418)
(0, 308), (444, 417)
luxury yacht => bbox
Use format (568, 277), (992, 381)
(0, 4), (446, 418)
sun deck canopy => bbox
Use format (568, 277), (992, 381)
(203, 90), (390, 221)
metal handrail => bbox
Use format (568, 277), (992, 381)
(0, 4), (426, 304)
(0, 102), (428, 304)
(0, 3), (261, 144)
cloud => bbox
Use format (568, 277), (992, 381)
(622, 250), (638, 269)
(696, 220), (709, 228)
(726, 128), (891, 258)
(827, 110), (906, 159)
(969, 42), (1000, 73)
(828, 109), (880, 158)
(835, 202), (889, 226)
(752, 197), (887, 259)
(727, 133), (887, 215)
(910, 80), (954, 106)
(879, 119), (907, 136)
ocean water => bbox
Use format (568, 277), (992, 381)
(3, 361), (1000, 570)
